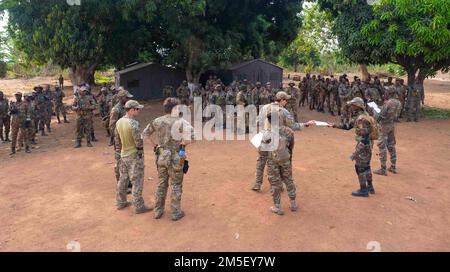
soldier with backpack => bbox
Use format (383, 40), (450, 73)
(329, 97), (378, 197)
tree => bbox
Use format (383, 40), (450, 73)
(1, 0), (153, 86)
(124, 0), (303, 83)
(362, 0), (450, 87)
(317, 0), (393, 80)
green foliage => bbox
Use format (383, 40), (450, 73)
(94, 72), (114, 85)
(385, 63), (406, 76)
(0, 60), (6, 78)
(422, 106), (450, 119)
(364, 0), (450, 78)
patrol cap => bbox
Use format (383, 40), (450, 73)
(256, 81), (262, 86)
(15, 91), (22, 96)
(266, 82), (271, 86)
(117, 89), (133, 98)
(347, 97), (365, 109)
(124, 100), (144, 110)
(79, 86), (88, 92)
(276, 91), (291, 100)
(101, 87), (107, 92)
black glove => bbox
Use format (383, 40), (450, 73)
(183, 160), (189, 174)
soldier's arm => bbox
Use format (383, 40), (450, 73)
(282, 108), (305, 131)
(109, 109), (119, 131)
(374, 104), (388, 123)
(333, 122), (353, 130)
(114, 127), (122, 160)
(355, 118), (371, 144)
(130, 119), (144, 157)
(141, 121), (155, 139)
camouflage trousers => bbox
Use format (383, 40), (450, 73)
(75, 115), (92, 141)
(354, 141), (373, 188)
(55, 103), (67, 118)
(299, 92), (308, 107)
(155, 165), (184, 217)
(255, 150), (268, 186)
(10, 119), (30, 149)
(116, 155), (145, 210)
(19, 120), (35, 144)
(377, 126), (396, 169)
(267, 159), (296, 205)
(406, 99), (421, 120)
(0, 115), (10, 139)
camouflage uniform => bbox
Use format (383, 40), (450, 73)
(299, 79), (309, 107)
(0, 94), (10, 142)
(329, 78), (340, 116)
(255, 100), (305, 214)
(43, 89), (53, 132)
(338, 81), (352, 124)
(72, 90), (96, 146)
(334, 98), (374, 196)
(235, 86), (248, 134)
(374, 93), (402, 174)
(53, 87), (68, 123)
(34, 89), (48, 135)
(406, 84), (424, 122)
(163, 85), (174, 98)
(9, 94), (33, 153)
(285, 83), (300, 122)
(176, 82), (190, 106)
(142, 114), (194, 220)
(115, 115), (147, 211)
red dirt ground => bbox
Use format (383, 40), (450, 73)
(0, 77), (449, 252)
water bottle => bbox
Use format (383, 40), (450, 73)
(179, 145), (186, 167)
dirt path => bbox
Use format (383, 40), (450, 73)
(1, 98), (449, 251)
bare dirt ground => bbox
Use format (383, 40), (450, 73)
(0, 76), (449, 252)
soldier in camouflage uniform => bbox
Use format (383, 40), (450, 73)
(0, 91), (10, 143)
(43, 86), (53, 133)
(53, 86), (69, 124)
(72, 86), (96, 148)
(299, 77), (308, 108)
(115, 100), (152, 214)
(258, 83), (272, 107)
(142, 98), (194, 221)
(285, 81), (300, 122)
(373, 87), (402, 176)
(329, 76), (340, 116)
(338, 77), (352, 125)
(308, 75), (318, 110)
(110, 90), (134, 189)
(163, 85), (174, 99)
(406, 81), (424, 122)
(315, 76), (327, 113)
(257, 92), (315, 214)
(176, 80), (190, 106)
(236, 85), (249, 134)
(34, 86), (48, 136)
(331, 97), (375, 197)
(9, 92), (33, 154)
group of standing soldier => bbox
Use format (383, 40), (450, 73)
(287, 73), (424, 123)
(0, 83), (69, 155)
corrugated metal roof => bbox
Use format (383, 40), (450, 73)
(115, 63), (154, 75)
(229, 59), (282, 70)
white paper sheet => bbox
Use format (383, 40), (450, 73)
(250, 132), (264, 149)
(367, 102), (381, 114)
(314, 121), (331, 127)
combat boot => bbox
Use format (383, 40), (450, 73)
(351, 186), (369, 197)
(172, 211), (185, 221)
(290, 200), (298, 212)
(25, 145), (31, 153)
(91, 132), (98, 142)
(154, 210), (164, 220)
(57, 116), (61, 124)
(109, 137), (114, 146)
(117, 202), (131, 210)
(86, 140), (93, 147)
(270, 204), (284, 215)
(0, 134), (4, 142)
(31, 139), (37, 145)
(406, 118), (412, 122)
(74, 140), (82, 148)
(64, 116), (70, 123)
(388, 165), (397, 174)
(4, 135), (10, 142)
(10, 147), (16, 155)
(41, 130), (47, 136)
(374, 168), (387, 176)
(414, 118), (419, 122)
(251, 183), (262, 192)
(135, 205), (153, 214)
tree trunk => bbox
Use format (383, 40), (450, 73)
(68, 64), (97, 88)
(406, 67), (418, 87)
(416, 68), (427, 86)
(359, 64), (370, 81)
(294, 60), (298, 73)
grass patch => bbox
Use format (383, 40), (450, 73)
(95, 72), (114, 84)
(422, 106), (450, 119)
